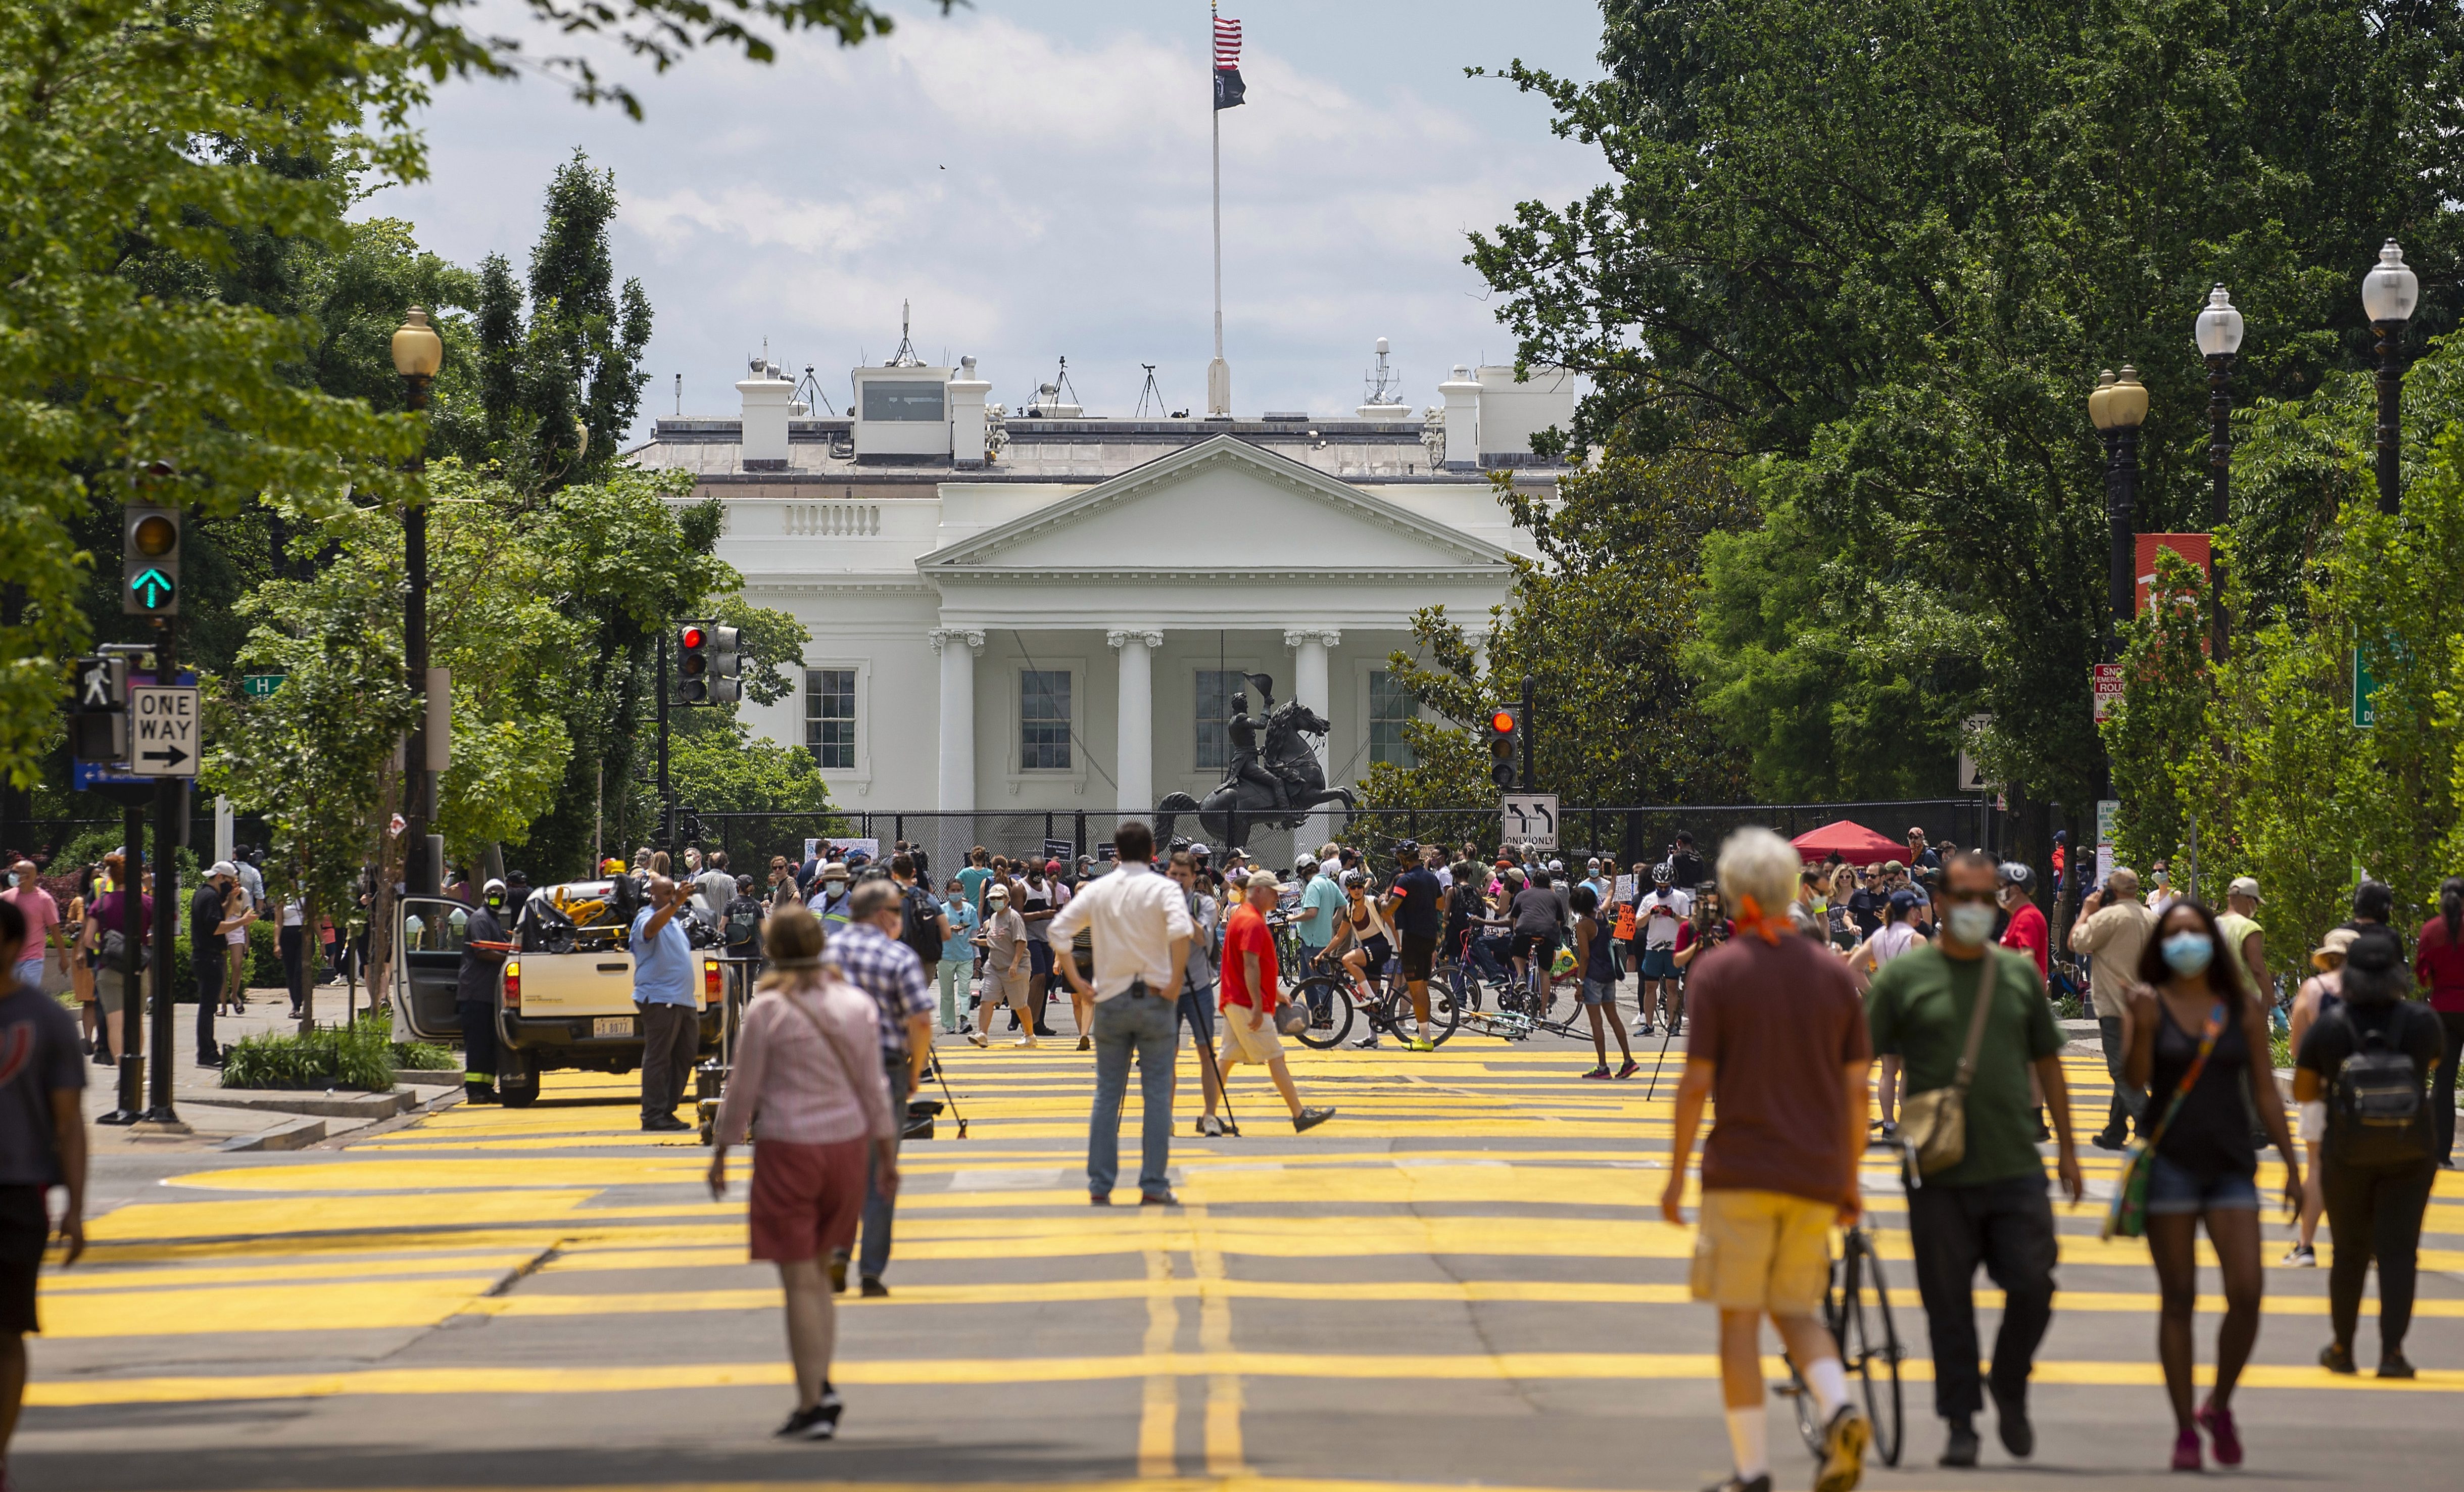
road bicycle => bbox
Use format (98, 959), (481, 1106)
(1285, 947), (1464, 1050)
(1773, 1143), (1907, 1468)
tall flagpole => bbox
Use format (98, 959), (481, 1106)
(1206, 1), (1231, 416)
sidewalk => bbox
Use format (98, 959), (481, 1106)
(78, 977), (451, 1152)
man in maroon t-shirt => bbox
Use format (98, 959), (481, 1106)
(1662, 827), (1874, 1492)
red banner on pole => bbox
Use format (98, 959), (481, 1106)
(2134, 533), (2211, 615)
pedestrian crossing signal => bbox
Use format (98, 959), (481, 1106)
(1487, 706), (1521, 789)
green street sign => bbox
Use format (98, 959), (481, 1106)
(2353, 645), (2376, 728)
(240, 673), (285, 699)
(128, 567), (175, 611)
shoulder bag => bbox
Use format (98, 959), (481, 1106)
(1897, 949), (2002, 1175)
(2103, 999), (2228, 1240)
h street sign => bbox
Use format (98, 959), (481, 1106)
(128, 685), (200, 777)
(1501, 792), (1560, 850)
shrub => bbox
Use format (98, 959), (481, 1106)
(220, 1013), (451, 1091)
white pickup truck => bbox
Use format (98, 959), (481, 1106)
(394, 884), (731, 1106)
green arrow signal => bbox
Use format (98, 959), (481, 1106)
(129, 568), (174, 609)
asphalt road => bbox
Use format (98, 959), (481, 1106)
(17, 994), (2463, 1492)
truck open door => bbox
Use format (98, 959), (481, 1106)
(394, 896), (474, 1046)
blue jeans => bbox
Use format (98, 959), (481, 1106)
(1088, 988), (1177, 1199)
(856, 1054), (911, 1281)
(2098, 1015), (2147, 1139)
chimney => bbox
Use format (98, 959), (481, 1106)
(1437, 365), (1482, 469)
(737, 357), (793, 470)
(949, 355), (992, 470)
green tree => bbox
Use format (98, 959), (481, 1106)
(1367, 452), (1751, 812)
(1468, 0), (2464, 842)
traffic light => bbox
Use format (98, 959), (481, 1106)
(707, 624), (741, 705)
(674, 621), (741, 706)
(677, 621), (713, 704)
(1486, 705), (1521, 789)
(69, 655), (129, 764)
(122, 504), (180, 615)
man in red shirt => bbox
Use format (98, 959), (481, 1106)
(1662, 828), (1872, 1492)
(1995, 863), (2049, 984)
(1210, 871), (1335, 1134)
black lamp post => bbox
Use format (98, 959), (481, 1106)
(391, 308), (443, 895)
(2088, 366), (2149, 659)
(2361, 239), (2419, 516)
(2194, 285), (2245, 659)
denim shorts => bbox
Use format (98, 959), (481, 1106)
(2144, 1151), (2259, 1215)
(1579, 978), (1614, 1006)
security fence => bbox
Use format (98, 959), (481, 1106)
(690, 798), (2007, 882)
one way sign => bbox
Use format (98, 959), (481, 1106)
(128, 685), (200, 777)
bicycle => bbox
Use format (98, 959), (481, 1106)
(1773, 1144), (1907, 1468)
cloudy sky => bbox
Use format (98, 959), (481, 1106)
(369, 2), (1610, 440)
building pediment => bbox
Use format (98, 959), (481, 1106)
(917, 436), (1517, 582)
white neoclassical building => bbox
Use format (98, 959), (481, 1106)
(624, 346), (1574, 856)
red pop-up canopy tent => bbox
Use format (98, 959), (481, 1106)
(1791, 820), (1904, 866)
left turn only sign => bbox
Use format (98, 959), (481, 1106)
(128, 685), (200, 777)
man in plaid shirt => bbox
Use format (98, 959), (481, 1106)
(825, 879), (936, 1296)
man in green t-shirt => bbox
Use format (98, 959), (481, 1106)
(1868, 851), (2084, 1470)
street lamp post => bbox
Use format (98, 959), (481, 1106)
(391, 308), (443, 895)
(2088, 366), (2150, 659)
(2194, 284), (2245, 659)
(2361, 239), (2419, 516)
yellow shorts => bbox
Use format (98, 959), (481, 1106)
(1689, 1188), (1834, 1317)
(1219, 1006), (1285, 1064)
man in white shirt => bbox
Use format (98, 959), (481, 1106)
(1049, 821), (1194, 1206)
(1635, 863), (1692, 1037)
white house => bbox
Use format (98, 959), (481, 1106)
(623, 346), (1576, 863)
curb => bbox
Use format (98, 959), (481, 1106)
(217, 1114), (327, 1152)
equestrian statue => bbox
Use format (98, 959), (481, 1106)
(1155, 672), (1356, 850)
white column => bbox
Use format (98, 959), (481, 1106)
(931, 628), (983, 813)
(1437, 365), (1482, 469)
(1108, 629), (1161, 818)
(1286, 628), (1341, 851)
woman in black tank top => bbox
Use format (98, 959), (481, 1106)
(2122, 899), (2302, 1473)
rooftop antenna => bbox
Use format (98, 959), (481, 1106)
(1363, 337), (1404, 406)
(1135, 363), (1168, 417)
(1054, 355), (1081, 407)
(673, 373), (681, 417)
(794, 363), (836, 416)
(888, 300), (923, 367)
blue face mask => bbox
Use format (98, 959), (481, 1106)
(2161, 930), (2214, 977)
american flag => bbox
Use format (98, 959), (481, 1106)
(1213, 14), (1244, 109)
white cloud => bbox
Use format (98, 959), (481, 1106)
(366, 1), (1609, 432)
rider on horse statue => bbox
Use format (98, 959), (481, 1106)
(1226, 672), (1300, 809)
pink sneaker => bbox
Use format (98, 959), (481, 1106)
(2195, 1405), (2241, 1467)
(2171, 1427), (2202, 1472)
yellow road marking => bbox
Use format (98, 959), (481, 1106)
(31, 1352), (2464, 1407)
(1140, 1246), (1180, 1477)
(1189, 1204), (1245, 1476)
(41, 1253), (542, 1293)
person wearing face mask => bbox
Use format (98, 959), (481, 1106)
(1866, 851), (2081, 1469)
(456, 879), (515, 1104)
(808, 863), (854, 933)
(2121, 898), (2302, 1473)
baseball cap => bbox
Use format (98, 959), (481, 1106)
(1190, 843), (1211, 857)
(1044, 859), (1063, 874)
(208, 860), (237, 878)
(1295, 853), (1320, 871)
(2228, 876), (2262, 902)
(482, 877), (507, 895)
(1245, 870), (1280, 894)
(1888, 889), (1919, 911)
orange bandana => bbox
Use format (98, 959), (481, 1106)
(1731, 893), (1786, 946)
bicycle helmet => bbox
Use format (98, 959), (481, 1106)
(1996, 861), (2035, 891)
(1651, 861), (1673, 884)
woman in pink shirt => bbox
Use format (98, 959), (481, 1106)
(708, 909), (898, 1441)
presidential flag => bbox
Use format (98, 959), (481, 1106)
(1213, 15), (1244, 110)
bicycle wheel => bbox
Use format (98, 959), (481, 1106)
(1779, 1351), (1824, 1458)
(1390, 982), (1462, 1047)
(1837, 1232), (1905, 1467)
(1290, 976), (1355, 1049)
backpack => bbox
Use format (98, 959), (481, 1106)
(898, 885), (945, 965)
(722, 896), (763, 951)
(2328, 1006), (2430, 1167)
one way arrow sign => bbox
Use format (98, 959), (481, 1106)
(127, 685), (200, 778)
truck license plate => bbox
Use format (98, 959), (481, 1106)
(593, 1016), (634, 1039)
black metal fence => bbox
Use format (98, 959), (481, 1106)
(687, 798), (2007, 883)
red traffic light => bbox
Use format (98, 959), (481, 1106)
(1489, 709), (1517, 735)
(681, 625), (706, 649)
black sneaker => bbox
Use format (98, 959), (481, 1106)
(1991, 1382), (2034, 1458)
(2380, 1353), (2417, 1379)
(1703, 1476), (1770, 1492)
(1940, 1419), (1979, 1468)
(1140, 1190), (1179, 1207)
(1293, 1106), (1336, 1132)
(196, 1049), (225, 1068)
(464, 1084), (498, 1105)
(2091, 1130), (2127, 1151)
(2320, 1341), (2357, 1374)
(92, 1048), (114, 1067)
(859, 1276), (889, 1298)
(775, 1404), (832, 1439)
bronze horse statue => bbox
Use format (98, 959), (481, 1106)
(1155, 698), (1356, 850)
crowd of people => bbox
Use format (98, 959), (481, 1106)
(0, 815), (2452, 1476)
